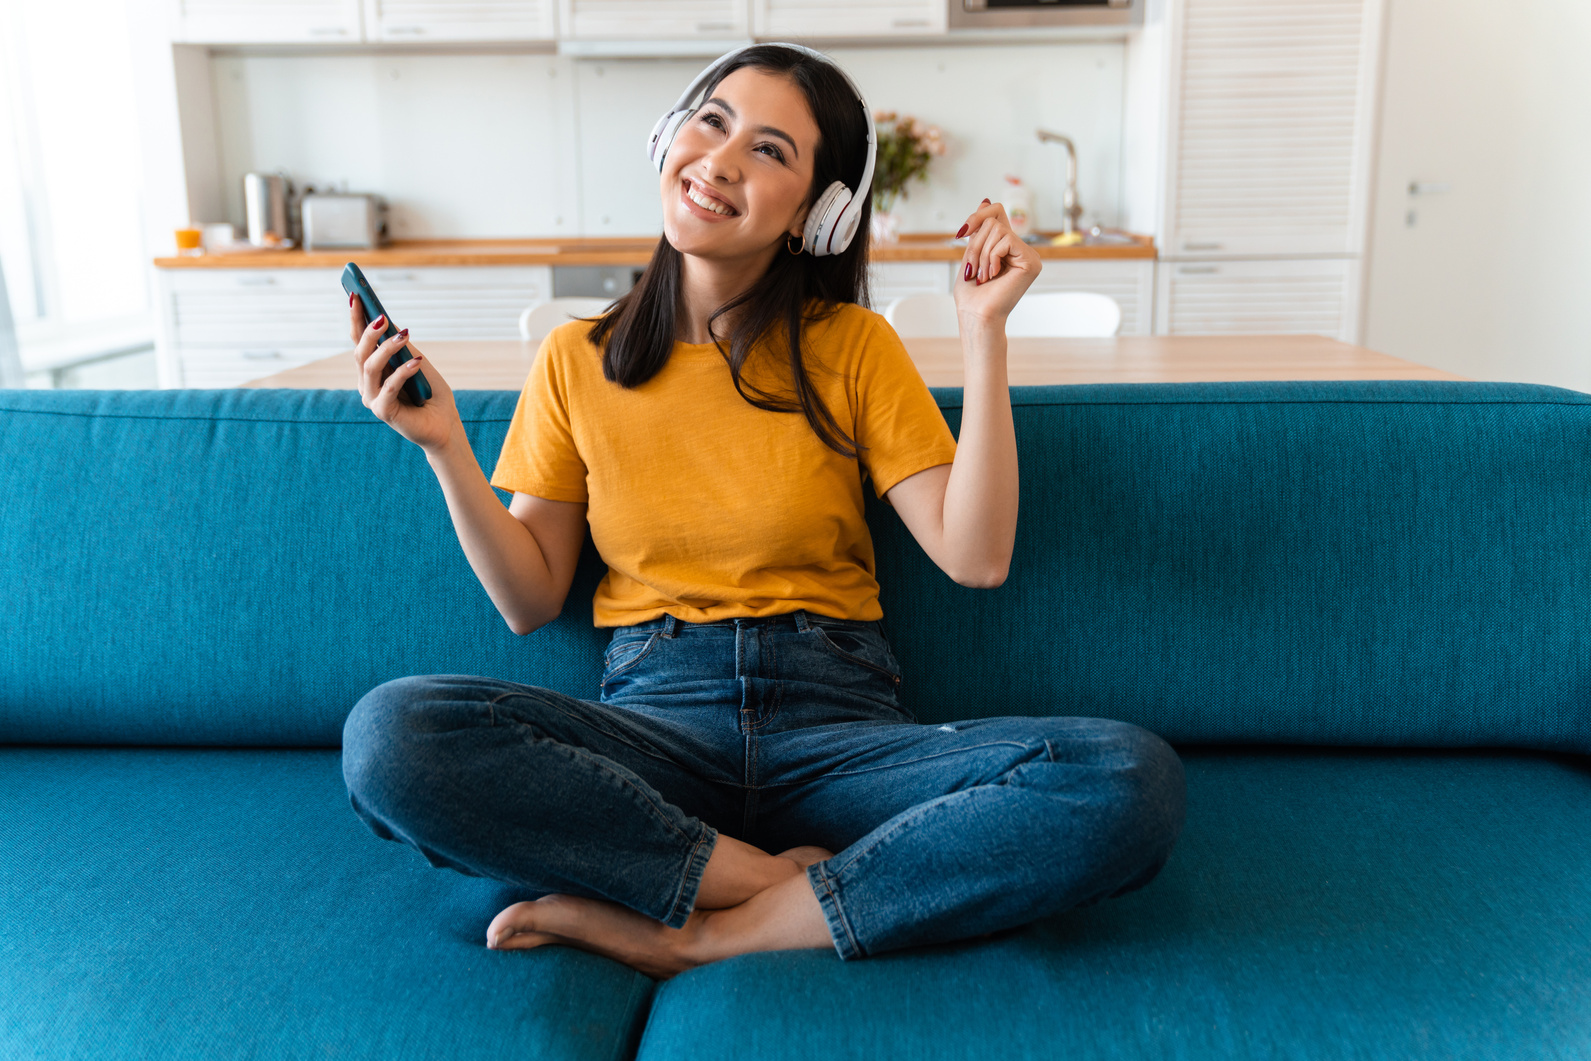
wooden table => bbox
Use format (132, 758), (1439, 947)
(245, 335), (1467, 390)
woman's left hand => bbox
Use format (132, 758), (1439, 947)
(952, 199), (1042, 328)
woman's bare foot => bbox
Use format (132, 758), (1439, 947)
(485, 845), (836, 979)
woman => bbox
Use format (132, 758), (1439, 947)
(341, 44), (1185, 980)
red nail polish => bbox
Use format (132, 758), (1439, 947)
(963, 262), (973, 281)
(955, 223), (969, 238)
(373, 315), (385, 328)
(397, 328), (409, 338)
(981, 198), (991, 205)
(349, 292), (356, 306)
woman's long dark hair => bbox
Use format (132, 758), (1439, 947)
(585, 45), (873, 460)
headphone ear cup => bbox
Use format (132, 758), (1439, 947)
(803, 181), (851, 257)
(648, 109), (693, 172)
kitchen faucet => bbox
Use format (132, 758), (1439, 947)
(1035, 129), (1082, 236)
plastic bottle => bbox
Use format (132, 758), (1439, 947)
(1003, 175), (1034, 239)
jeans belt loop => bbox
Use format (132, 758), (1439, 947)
(793, 609), (812, 633)
(662, 613), (678, 638)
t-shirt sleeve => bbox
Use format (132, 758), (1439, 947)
(852, 313), (959, 500)
(488, 333), (590, 503)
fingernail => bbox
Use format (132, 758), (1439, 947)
(413, 353), (422, 361)
(981, 198), (991, 205)
(963, 262), (973, 280)
(955, 223), (969, 238)
(348, 292), (356, 306)
(398, 328), (409, 338)
(373, 315), (386, 328)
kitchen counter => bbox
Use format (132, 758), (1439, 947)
(152, 233), (1156, 269)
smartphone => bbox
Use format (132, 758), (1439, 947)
(341, 261), (432, 407)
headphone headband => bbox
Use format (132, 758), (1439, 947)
(647, 43), (877, 257)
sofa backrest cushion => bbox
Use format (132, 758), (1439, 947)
(2, 382), (1587, 753)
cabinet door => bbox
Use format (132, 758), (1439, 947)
(559, 0), (748, 38)
(1154, 258), (1359, 340)
(868, 262), (952, 310)
(174, 0), (363, 43)
(358, 267), (552, 340)
(752, 0), (943, 38)
(363, 0), (556, 40)
(1163, 0), (1383, 258)
(1026, 260), (1156, 336)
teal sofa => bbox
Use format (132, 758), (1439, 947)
(2, 381), (1588, 1061)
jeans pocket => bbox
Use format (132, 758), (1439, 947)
(599, 631), (661, 687)
(808, 621), (903, 688)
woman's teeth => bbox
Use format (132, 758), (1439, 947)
(685, 181), (735, 216)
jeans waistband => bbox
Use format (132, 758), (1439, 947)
(611, 610), (879, 638)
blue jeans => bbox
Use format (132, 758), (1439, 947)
(342, 610), (1186, 961)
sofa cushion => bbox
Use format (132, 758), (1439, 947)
(3, 382), (1589, 752)
(636, 746), (1591, 1061)
(0, 746), (654, 1061)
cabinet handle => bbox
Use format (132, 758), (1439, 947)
(1182, 241), (1223, 251)
(309, 26), (347, 35)
(385, 25), (425, 35)
(241, 350), (284, 360)
(696, 20), (733, 30)
(892, 17), (930, 27)
(1407, 181), (1451, 196)
(236, 276), (277, 286)
(372, 272), (418, 282)
(1178, 265), (1219, 275)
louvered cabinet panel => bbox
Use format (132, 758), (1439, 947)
(559, 0), (748, 38)
(1027, 260), (1156, 336)
(753, 0), (944, 37)
(173, 0), (363, 43)
(364, 0), (555, 40)
(1154, 258), (1358, 340)
(359, 267), (552, 339)
(1167, 0), (1380, 257)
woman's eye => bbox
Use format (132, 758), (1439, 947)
(701, 113), (725, 130)
(757, 144), (785, 162)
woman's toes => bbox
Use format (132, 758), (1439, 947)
(487, 899), (556, 950)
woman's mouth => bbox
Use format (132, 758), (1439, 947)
(682, 178), (738, 218)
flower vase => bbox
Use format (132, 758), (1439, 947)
(869, 209), (900, 246)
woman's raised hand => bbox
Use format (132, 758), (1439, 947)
(952, 198), (1042, 328)
(350, 293), (460, 453)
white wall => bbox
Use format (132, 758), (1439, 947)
(203, 41), (1126, 239)
(1364, 0), (1591, 392)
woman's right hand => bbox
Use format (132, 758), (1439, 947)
(351, 294), (461, 454)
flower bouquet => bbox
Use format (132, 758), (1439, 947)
(869, 111), (947, 243)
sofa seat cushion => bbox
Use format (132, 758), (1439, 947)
(637, 746), (1591, 1061)
(0, 746), (653, 1061)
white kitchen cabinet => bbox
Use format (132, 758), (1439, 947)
(867, 262), (951, 309)
(362, 0), (556, 41)
(752, 0), (944, 39)
(558, 0), (748, 39)
(1159, 0), (1384, 259)
(173, 0), (363, 44)
(155, 266), (551, 388)
(1153, 257), (1360, 341)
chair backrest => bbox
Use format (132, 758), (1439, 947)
(1006, 291), (1121, 338)
(883, 294), (960, 338)
(518, 298), (614, 342)
(884, 291), (1122, 339)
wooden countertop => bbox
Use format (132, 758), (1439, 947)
(244, 335), (1467, 391)
(153, 233), (1156, 269)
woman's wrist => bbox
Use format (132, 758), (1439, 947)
(957, 313), (1008, 358)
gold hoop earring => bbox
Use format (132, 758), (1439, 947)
(786, 232), (805, 255)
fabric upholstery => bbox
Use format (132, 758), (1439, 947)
(0, 745), (654, 1061)
(637, 746), (1591, 1061)
(2, 382), (1588, 751)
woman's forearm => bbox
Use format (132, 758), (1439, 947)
(425, 432), (564, 634)
(940, 316), (1019, 586)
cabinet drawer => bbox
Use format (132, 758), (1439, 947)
(177, 346), (347, 389)
(1155, 258), (1359, 340)
(869, 262), (952, 307)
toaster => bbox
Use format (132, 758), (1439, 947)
(301, 194), (387, 251)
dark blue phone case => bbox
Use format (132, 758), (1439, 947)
(340, 262), (432, 406)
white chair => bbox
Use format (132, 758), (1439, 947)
(1006, 292), (1121, 338)
(518, 297), (615, 343)
(883, 294), (961, 338)
(883, 291), (1122, 339)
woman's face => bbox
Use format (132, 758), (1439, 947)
(659, 66), (821, 262)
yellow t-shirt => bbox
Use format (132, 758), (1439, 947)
(488, 301), (958, 627)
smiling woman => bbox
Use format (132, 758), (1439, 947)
(340, 42), (1184, 982)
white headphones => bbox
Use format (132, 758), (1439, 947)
(646, 44), (878, 257)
